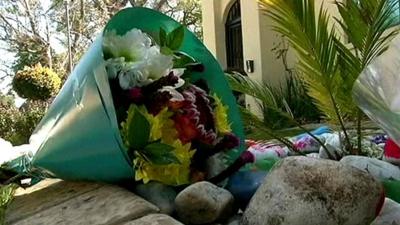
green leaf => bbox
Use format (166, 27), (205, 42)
(159, 28), (167, 47)
(142, 142), (180, 165)
(167, 26), (185, 50)
(173, 51), (197, 68)
(126, 106), (150, 150)
(160, 46), (174, 55)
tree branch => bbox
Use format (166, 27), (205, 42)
(21, 0), (39, 37)
(154, 0), (168, 10)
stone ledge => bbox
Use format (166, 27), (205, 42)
(6, 179), (160, 225)
(6, 179), (103, 224)
(120, 214), (184, 225)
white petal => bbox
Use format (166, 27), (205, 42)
(175, 78), (185, 88)
(172, 68), (186, 77)
(119, 71), (133, 90)
(146, 46), (174, 80)
(105, 57), (125, 79)
(103, 29), (151, 61)
(160, 86), (185, 102)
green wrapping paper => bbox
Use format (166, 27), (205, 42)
(4, 7), (245, 183)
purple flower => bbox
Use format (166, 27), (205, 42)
(128, 87), (144, 104)
(215, 133), (240, 150)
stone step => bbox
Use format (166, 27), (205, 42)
(6, 179), (103, 224)
(120, 214), (184, 225)
(6, 179), (160, 225)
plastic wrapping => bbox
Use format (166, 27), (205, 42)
(353, 36), (400, 147)
(2, 7), (245, 184)
(353, 35), (400, 203)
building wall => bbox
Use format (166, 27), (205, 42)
(202, 0), (230, 69)
(202, 0), (295, 84)
(201, 0), (345, 114)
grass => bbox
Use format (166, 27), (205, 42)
(0, 185), (16, 225)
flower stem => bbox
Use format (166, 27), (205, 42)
(208, 151), (255, 184)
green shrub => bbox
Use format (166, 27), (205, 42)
(0, 99), (46, 146)
(0, 96), (20, 143)
(13, 64), (61, 101)
(11, 101), (47, 145)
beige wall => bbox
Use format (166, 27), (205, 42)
(201, 0), (284, 115)
(201, 0), (344, 114)
(202, 0), (232, 69)
(202, 0), (291, 85)
(202, 0), (291, 115)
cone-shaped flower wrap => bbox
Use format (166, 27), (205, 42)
(2, 7), (245, 185)
(353, 35), (400, 203)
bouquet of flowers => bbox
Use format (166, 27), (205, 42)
(0, 8), (245, 186)
(103, 26), (240, 185)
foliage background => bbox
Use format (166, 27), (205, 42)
(0, 1), (202, 223)
(0, 0), (202, 146)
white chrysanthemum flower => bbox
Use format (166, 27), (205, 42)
(103, 29), (151, 61)
(145, 46), (174, 80)
(104, 29), (176, 89)
(105, 57), (126, 79)
(118, 62), (152, 89)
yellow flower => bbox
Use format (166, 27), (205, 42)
(134, 140), (195, 186)
(214, 95), (232, 134)
(142, 107), (178, 144)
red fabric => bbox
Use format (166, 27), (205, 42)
(384, 138), (400, 159)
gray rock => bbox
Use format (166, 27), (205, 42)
(340, 156), (400, 181)
(306, 153), (320, 158)
(318, 133), (343, 160)
(225, 215), (241, 225)
(175, 181), (235, 224)
(241, 156), (384, 225)
(121, 214), (184, 225)
(135, 182), (177, 215)
(206, 153), (227, 179)
(371, 198), (400, 225)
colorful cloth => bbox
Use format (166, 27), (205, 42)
(384, 138), (400, 165)
(246, 140), (289, 162)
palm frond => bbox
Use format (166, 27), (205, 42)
(227, 73), (333, 157)
(260, 0), (354, 150)
(260, 0), (399, 152)
(335, 0), (399, 67)
(226, 72), (280, 113)
(260, 0), (350, 122)
(238, 107), (295, 149)
(335, 0), (399, 152)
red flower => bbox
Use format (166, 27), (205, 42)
(173, 114), (200, 143)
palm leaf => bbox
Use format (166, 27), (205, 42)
(226, 72), (280, 113)
(335, 0), (399, 68)
(238, 106), (295, 149)
(227, 73), (334, 157)
(260, 0), (399, 152)
(260, 0), (355, 150)
(260, 0), (349, 122)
